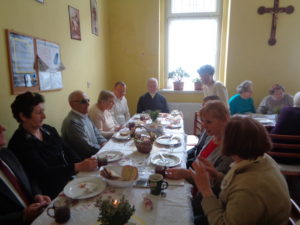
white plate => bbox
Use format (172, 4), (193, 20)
(155, 135), (181, 146)
(167, 123), (181, 129)
(254, 118), (274, 124)
(63, 177), (106, 199)
(150, 153), (181, 167)
(112, 132), (131, 141)
(97, 151), (124, 162)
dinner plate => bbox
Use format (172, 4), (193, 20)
(150, 153), (181, 167)
(63, 177), (106, 199)
(167, 123), (181, 129)
(97, 151), (124, 162)
(155, 135), (181, 146)
(254, 118), (274, 124)
(112, 132), (131, 141)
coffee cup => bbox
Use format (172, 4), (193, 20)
(47, 198), (71, 223)
(154, 165), (167, 178)
(148, 173), (168, 195)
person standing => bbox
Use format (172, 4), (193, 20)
(111, 81), (130, 126)
(137, 77), (169, 113)
(197, 65), (228, 105)
(61, 90), (107, 160)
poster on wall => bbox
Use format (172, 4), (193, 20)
(36, 39), (63, 91)
(68, 6), (81, 40)
(90, 0), (99, 35)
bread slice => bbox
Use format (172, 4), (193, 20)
(100, 168), (121, 180)
(121, 165), (138, 181)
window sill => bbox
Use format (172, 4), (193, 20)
(159, 89), (203, 94)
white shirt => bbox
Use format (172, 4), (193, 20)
(110, 95), (130, 126)
(203, 81), (229, 105)
(0, 160), (27, 207)
(89, 104), (116, 139)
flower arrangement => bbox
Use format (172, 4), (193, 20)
(96, 196), (135, 225)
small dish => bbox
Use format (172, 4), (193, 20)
(150, 153), (181, 167)
(155, 135), (181, 146)
(112, 132), (131, 141)
(97, 151), (124, 162)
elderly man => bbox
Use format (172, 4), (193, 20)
(197, 64), (228, 105)
(137, 77), (169, 113)
(0, 125), (51, 225)
(61, 90), (107, 160)
(111, 81), (130, 126)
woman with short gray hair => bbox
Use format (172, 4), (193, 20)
(228, 80), (256, 115)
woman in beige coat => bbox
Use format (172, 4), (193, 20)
(190, 117), (290, 225)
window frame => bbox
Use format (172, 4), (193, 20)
(164, 0), (223, 90)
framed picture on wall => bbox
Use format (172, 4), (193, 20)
(90, 0), (99, 35)
(35, 0), (44, 3)
(68, 6), (81, 40)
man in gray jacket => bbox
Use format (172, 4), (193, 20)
(62, 90), (107, 160)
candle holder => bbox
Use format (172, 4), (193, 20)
(95, 196), (135, 225)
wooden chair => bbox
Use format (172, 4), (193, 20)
(193, 112), (202, 135)
(288, 198), (300, 225)
(267, 134), (300, 176)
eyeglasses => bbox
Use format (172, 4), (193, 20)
(72, 99), (90, 104)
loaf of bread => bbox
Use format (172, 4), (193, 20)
(121, 165), (138, 181)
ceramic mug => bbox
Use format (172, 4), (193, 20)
(148, 173), (168, 195)
(47, 198), (71, 223)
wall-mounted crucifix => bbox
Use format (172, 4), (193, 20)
(258, 0), (294, 46)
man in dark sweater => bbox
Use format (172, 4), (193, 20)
(137, 77), (169, 113)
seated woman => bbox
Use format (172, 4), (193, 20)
(167, 101), (232, 224)
(8, 92), (98, 199)
(229, 80), (256, 115)
(257, 84), (293, 114)
(190, 117), (290, 225)
(89, 90), (120, 139)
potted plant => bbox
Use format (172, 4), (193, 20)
(168, 67), (190, 91)
(96, 195), (135, 225)
(192, 77), (203, 91)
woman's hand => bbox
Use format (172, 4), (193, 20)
(74, 158), (98, 172)
(189, 159), (214, 197)
(165, 168), (190, 180)
(197, 157), (224, 181)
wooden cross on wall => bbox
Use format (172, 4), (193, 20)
(258, 0), (294, 46)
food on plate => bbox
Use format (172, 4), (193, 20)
(100, 166), (138, 181)
(120, 130), (130, 136)
(78, 182), (97, 194)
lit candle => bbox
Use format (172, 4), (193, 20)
(112, 199), (119, 207)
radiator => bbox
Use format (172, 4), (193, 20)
(168, 102), (202, 134)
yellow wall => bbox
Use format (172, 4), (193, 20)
(1, 0), (300, 139)
(226, 0), (300, 104)
(0, 0), (109, 139)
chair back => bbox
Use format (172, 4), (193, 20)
(268, 134), (300, 176)
(288, 198), (300, 225)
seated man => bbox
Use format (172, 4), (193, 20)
(111, 81), (130, 126)
(0, 125), (51, 225)
(137, 77), (169, 113)
(62, 90), (107, 160)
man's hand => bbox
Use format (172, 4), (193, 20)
(34, 194), (51, 205)
(74, 158), (98, 172)
(23, 202), (48, 224)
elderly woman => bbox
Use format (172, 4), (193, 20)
(257, 84), (293, 114)
(197, 65), (228, 105)
(167, 101), (232, 180)
(190, 117), (290, 225)
(89, 90), (120, 139)
(8, 92), (98, 199)
(229, 80), (256, 115)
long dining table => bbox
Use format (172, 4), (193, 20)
(32, 113), (194, 225)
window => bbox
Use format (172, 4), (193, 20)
(166, 0), (222, 90)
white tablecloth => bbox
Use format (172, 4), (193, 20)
(32, 115), (193, 225)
